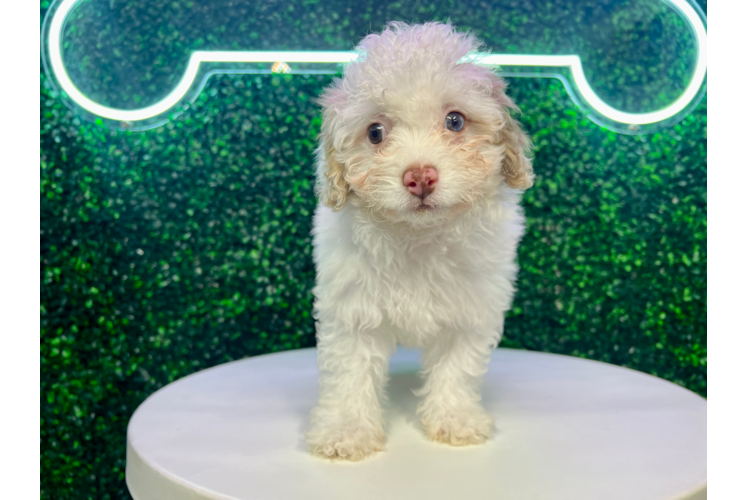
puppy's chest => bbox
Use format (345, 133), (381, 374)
(366, 242), (499, 333)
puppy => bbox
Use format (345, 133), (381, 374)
(306, 22), (534, 461)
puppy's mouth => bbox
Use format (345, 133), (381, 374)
(414, 203), (436, 212)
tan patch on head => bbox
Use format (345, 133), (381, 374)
(458, 133), (495, 177)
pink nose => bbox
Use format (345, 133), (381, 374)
(403, 166), (439, 199)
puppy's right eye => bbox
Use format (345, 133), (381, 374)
(367, 123), (385, 144)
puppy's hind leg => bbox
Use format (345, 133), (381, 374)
(415, 326), (500, 446)
(306, 326), (395, 461)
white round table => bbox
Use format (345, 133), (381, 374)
(126, 348), (706, 500)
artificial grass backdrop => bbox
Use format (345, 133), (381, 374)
(41, 0), (706, 497)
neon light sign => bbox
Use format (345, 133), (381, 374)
(42, 0), (706, 133)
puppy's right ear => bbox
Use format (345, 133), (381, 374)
(315, 86), (349, 211)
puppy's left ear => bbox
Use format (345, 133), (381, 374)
(490, 77), (534, 190)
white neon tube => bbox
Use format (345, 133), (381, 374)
(46, 0), (706, 126)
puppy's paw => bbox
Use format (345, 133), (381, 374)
(422, 407), (495, 446)
(305, 409), (385, 461)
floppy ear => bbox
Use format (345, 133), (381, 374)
(491, 78), (535, 190)
(315, 86), (350, 211)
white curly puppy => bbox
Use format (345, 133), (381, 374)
(306, 22), (534, 461)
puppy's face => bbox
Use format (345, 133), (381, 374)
(316, 23), (533, 227)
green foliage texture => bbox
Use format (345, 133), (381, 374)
(40, 0), (706, 497)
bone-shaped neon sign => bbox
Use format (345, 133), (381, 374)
(42, 0), (706, 133)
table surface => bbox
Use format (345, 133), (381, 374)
(126, 347), (706, 500)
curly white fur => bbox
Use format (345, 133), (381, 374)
(305, 22), (534, 461)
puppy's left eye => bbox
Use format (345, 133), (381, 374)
(445, 111), (465, 132)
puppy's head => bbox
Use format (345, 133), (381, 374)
(316, 22), (533, 226)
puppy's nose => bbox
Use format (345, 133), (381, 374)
(403, 166), (439, 199)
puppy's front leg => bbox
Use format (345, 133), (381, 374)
(306, 326), (394, 461)
(416, 327), (499, 446)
